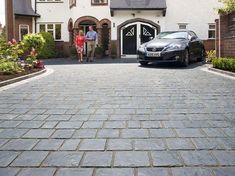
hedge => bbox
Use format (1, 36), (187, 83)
(38, 32), (56, 59)
(212, 58), (235, 72)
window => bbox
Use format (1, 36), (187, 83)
(37, 0), (62, 2)
(178, 23), (188, 30)
(208, 24), (216, 39)
(69, 0), (76, 8)
(91, 0), (108, 5)
(39, 23), (62, 40)
(19, 24), (29, 41)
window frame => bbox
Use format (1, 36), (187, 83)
(178, 23), (188, 30)
(91, 0), (108, 6)
(208, 23), (216, 39)
(38, 23), (62, 41)
(37, 0), (63, 3)
(19, 24), (29, 41)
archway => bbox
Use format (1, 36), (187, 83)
(117, 18), (160, 58)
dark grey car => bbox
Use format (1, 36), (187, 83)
(137, 31), (205, 66)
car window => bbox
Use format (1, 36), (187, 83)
(157, 32), (188, 39)
(188, 31), (198, 39)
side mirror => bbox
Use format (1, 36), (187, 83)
(190, 36), (197, 41)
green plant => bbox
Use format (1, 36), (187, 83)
(0, 38), (24, 61)
(218, 0), (235, 14)
(22, 33), (45, 54)
(70, 44), (77, 56)
(206, 50), (216, 62)
(0, 59), (23, 74)
(212, 57), (235, 72)
(38, 32), (56, 59)
(95, 46), (104, 56)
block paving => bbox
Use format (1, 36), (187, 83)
(0, 62), (234, 175)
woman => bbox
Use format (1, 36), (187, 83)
(75, 30), (85, 63)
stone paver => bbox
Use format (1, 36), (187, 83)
(81, 152), (112, 167)
(17, 168), (56, 176)
(11, 151), (48, 167)
(114, 151), (150, 167)
(0, 60), (234, 174)
(42, 151), (83, 167)
(56, 168), (93, 176)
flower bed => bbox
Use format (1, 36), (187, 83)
(0, 34), (46, 83)
(212, 58), (235, 72)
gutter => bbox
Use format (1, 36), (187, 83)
(35, 0), (37, 33)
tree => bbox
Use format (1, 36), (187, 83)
(218, 0), (235, 14)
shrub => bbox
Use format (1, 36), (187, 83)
(38, 32), (56, 59)
(206, 50), (216, 63)
(212, 58), (235, 72)
(0, 38), (24, 61)
(22, 33), (45, 53)
(0, 59), (23, 74)
(70, 45), (77, 56)
(218, 0), (235, 14)
(95, 46), (104, 55)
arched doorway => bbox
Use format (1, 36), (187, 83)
(74, 16), (100, 55)
(118, 18), (160, 58)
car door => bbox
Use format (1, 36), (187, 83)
(188, 32), (201, 61)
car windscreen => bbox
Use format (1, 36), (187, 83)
(157, 32), (188, 39)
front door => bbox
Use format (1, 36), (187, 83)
(122, 24), (137, 55)
(140, 24), (156, 44)
(121, 22), (158, 58)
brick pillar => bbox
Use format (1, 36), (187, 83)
(96, 27), (102, 46)
(5, 0), (15, 41)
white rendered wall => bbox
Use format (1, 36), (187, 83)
(36, 1), (71, 41)
(165, 0), (222, 40)
(35, 0), (223, 42)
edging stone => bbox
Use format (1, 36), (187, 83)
(208, 67), (235, 77)
(0, 68), (47, 87)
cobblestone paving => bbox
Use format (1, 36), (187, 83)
(0, 61), (235, 176)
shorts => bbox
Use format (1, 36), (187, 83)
(76, 45), (84, 54)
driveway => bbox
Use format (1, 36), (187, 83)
(0, 59), (234, 176)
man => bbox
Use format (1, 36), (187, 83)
(85, 26), (97, 62)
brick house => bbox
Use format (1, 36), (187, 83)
(216, 12), (235, 58)
(5, 0), (40, 41)
(6, 0), (222, 58)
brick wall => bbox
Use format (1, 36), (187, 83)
(216, 12), (235, 58)
(15, 16), (33, 41)
(5, 0), (14, 41)
(203, 39), (216, 51)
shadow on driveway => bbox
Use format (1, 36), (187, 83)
(139, 62), (205, 70)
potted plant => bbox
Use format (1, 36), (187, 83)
(95, 45), (104, 58)
(111, 43), (117, 59)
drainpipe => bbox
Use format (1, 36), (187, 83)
(34, 0), (37, 33)
(218, 16), (221, 57)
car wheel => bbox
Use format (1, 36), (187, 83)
(198, 48), (205, 62)
(182, 49), (189, 67)
(139, 61), (149, 66)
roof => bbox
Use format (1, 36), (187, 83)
(110, 0), (167, 10)
(13, 0), (40, 17)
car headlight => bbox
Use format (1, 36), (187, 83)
(138, 45), (146, 53)
(165, 43), (185, 51)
